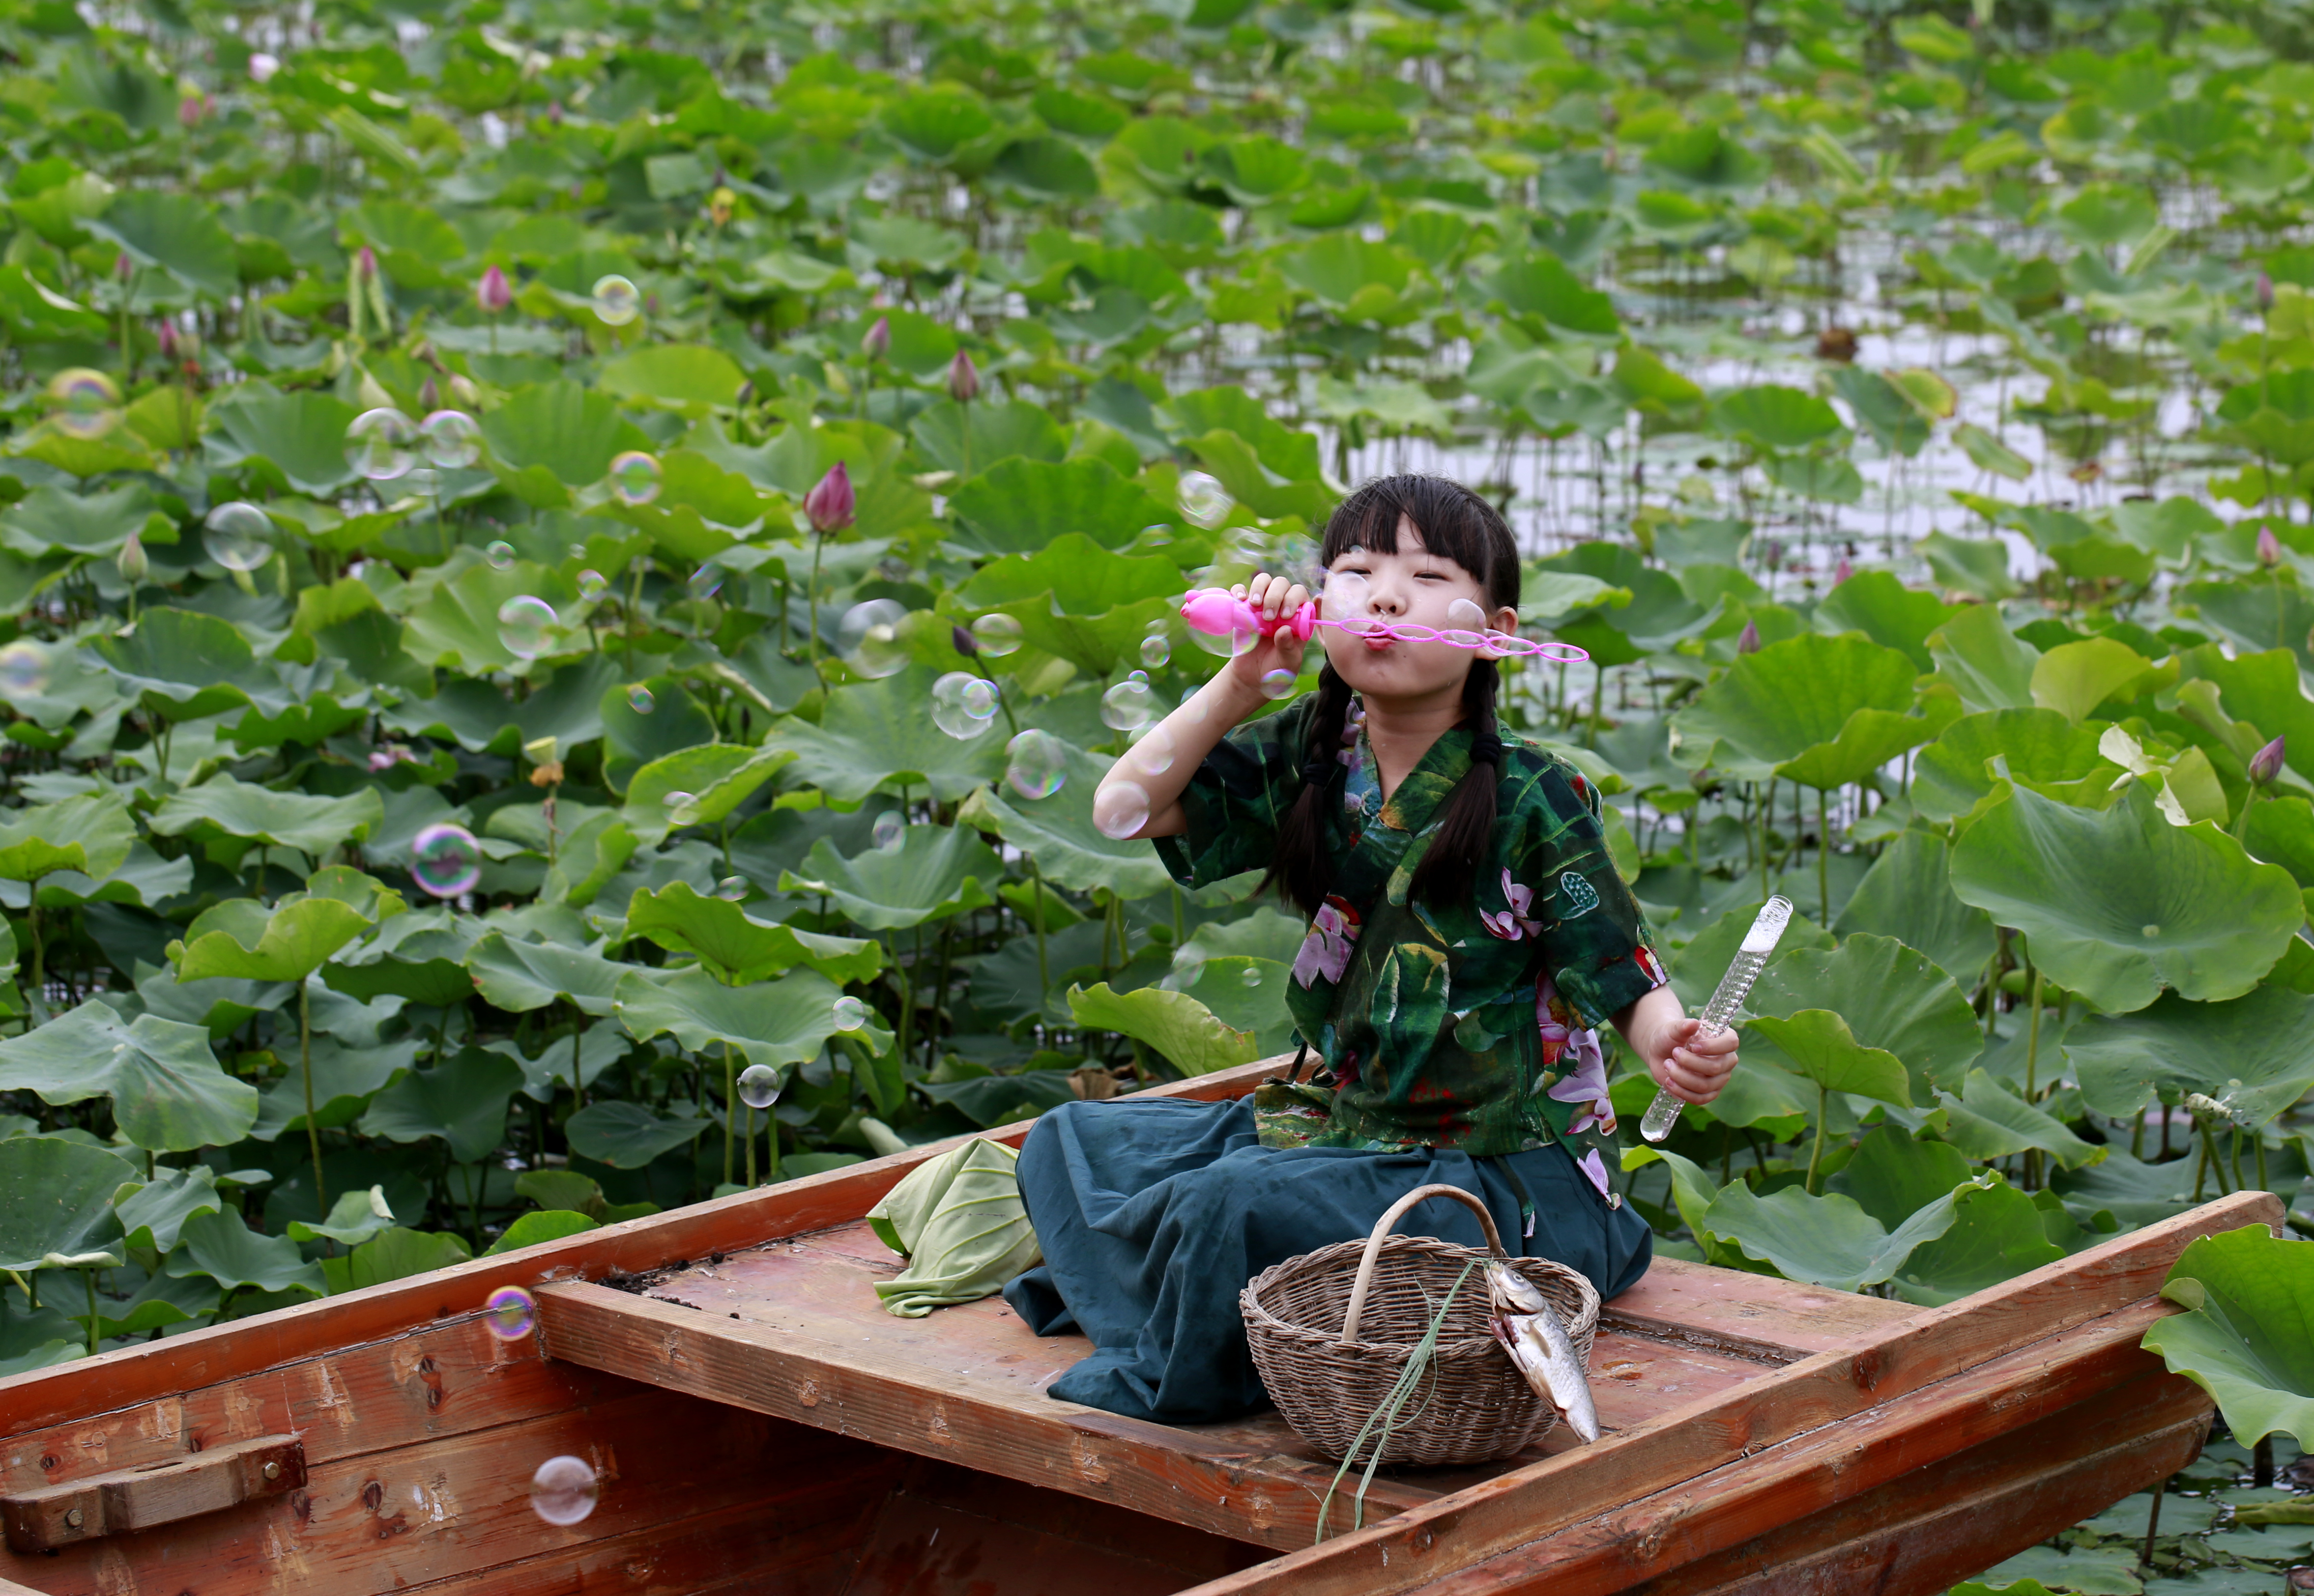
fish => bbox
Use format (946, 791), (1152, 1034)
(1486, 1262), (1601, 1444)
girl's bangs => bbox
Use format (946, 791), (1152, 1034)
(1317, 476), (1519, 607)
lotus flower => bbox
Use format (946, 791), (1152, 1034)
(1834, 557), (1852, 585)
(952, 623), (978, 658)
(354, 245), (378, 281)
(863, 315), (891, 360)
(178, 95), (206, 129)
(476, 264), (512, 315)
(2258, 524), (2282, 567)
(947, 349), (980, 403)
(248, 52), (280, 83)
(2259, 271), (2276, 312)
(805, 462), (855, 533)
(117, 532), (148, 583)
(2250, 736), (2285, 787)
(1736, 619), (1762, 655)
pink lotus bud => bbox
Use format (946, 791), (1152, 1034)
(354, 244), (378, 281)
(2250, 736), (2285, 787)
(547, 101), (564, 124)
(952, 623), (978, 657)
(2259, 524), (2282, 567)
(804, 462), (855, 533)
(419, 375), (439, 411)
(863, 315), (890, 361)
(1835, 557), (1852, 585)
(115, 253), (132, 280)
(2259, 272), (2276, 312)
(1736, 619), (1762, 655)
(477, 264), (512, 315)
(156, 321), (177, 358)
(178, 95), (205, 129)
(248, 52), (280, 83)
(947, 349), (980, 404)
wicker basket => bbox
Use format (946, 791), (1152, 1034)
(1241, 1183), (1599, 1468)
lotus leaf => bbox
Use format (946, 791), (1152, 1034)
(778, 826), (1002, 933)
(613, 964), (857, 1070)
(466, 932), (630, 1015)
(1702, 1178), (1975, 1292)
(2064, 987), (2314, 1127)
(97, 608), (291, 720)
(0, 1136), (131, 1271)
(766, 667), (1009, 803)
(1067, 982), (1258, 1077)
(323, 1227), (472, 1293)
(486, 1210), (600, 1254)
(173, 868), (403, 983)
(0, 1001), (254, 1150)
(2140, 1225), (2314, 1449)
(285, 1184), (396, 1247)
(1934, 1070), (2106, 1169)
(626, 881), (885, 978)
(165, 1207), (324, 1295)
(357, 1047), (525, 1165)
(1891, 1179), (2066, 1307)
(1949, 780), (2304, 1012)
(1912, 709), (2118, 824)
(1670, 633), (1937, 788)
(1832, 833), (1996, 985)
(566, 1100), (710, 1168)
(151, 775), (384, 857)
(0, 793), (134, 883)
(957, 741), (1175, 899)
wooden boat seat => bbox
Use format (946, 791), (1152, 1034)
(533, 1214), (1900, 1549)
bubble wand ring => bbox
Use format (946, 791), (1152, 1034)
(1177, 588), (1591, 664)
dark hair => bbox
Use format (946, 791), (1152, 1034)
(1264, 475), (1521, 917)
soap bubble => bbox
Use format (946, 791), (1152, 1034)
(411, 823), (483, 898)
(832, 995), (870, 1030)
(591, 274), (640, 326)
(931, 671), (999, 740)
(608, 450), (662, 506)
(344, 407), (418, 481)
(1325, 570), (1377, 635)
(736, 1064), (781, 1110)
(1177, 470), (1231, 529)
(496, 595), (557, 660)
(968, 614), (1021, 657)
(1133, 725), (1176, 775)
(1004, 730), (1067, 799)
(202, 502), (276, 573)
(1093, 781), (1151, 840)
(420, 408), (481, 470)
(0, 641), (50, 696)
(1442, 598), (1488, 647)
(484, 1285), (536, 1340)
(1101, 677), (1157, 731)
(1259, 668), (1298, 700)
(1241, 966), (1263, 989)
(1140, 631), (1171, 669)
(578, 569), (608, 600)
(487, 540), (516, 570)
(715, 874), (748, 901)
(871, 811), (903, 850)
(838, 599), (910, 679)
(686, 564), (723, 602)
(625, 684), (654, 713)
(49, 369), (119, 438)
(529, 1456), (599, 1526)
(664, 791), (697, 824)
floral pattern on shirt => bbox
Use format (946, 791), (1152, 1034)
(1152, 696), (1667, 1157)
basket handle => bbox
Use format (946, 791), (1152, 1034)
(1337, 1183), (1507, 1347)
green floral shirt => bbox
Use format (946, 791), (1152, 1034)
(1155, 697), (1668, 1159)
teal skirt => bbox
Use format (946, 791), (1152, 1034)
(1003, 1096), (1652, 1425)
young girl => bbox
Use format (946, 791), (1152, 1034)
(1001, 475), (1740, 1425)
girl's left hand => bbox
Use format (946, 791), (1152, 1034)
(1618, 985), (1739, 1106)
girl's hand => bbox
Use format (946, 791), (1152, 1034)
(1225, 570), (1309, 697)
(1616, 984), (1739, 1106)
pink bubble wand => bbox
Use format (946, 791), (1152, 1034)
(1177, 587), (1591, 663)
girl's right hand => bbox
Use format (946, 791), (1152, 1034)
(1224, 571), (1309, 698)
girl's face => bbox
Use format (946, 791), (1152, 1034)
(1317, 518), (1517, 702)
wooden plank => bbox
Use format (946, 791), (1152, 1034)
(1599, 1258), (1908, 1365)
(1172, 1189), (2282, 1596)
(0, 1313), (625, 1497)
(1631, 1393), (2211, 1596)
(1, 1388), (894, 1596)
(2, 1432), (304, 1551)
(1368, 1302), (2202, 1595)
(536, 1278), (1405, 1551)
(0, 1057), (1288, 1440)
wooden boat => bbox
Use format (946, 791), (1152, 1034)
(0, 1056), (2281, 1596)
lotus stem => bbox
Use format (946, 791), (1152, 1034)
(84, 1267), (98, 1357)
(721, 1039), (735, 1189)
(1816, 788), (1830, 925)
(744, 1100), (755, 1188)
(2141, 1479), (2165, 1568)
(1806, 1083), (1829, 1195)
(302, 980), (327, 1213)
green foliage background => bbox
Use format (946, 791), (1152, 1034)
(0, 0), (2311, 1572)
